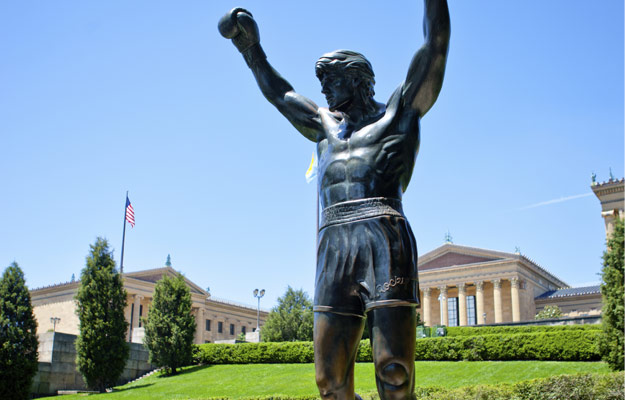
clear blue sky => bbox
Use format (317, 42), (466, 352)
(1, 1), (623, 310)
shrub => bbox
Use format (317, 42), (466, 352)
(194, 341), (315, 364)
(600, 217), (624, 371)
(194, 329), (601, 364)
(143, 273), (196, 375)
(75, 238), (129, 393)
(0, 262), (39, 400)
(413, 330), (601, 361)
(446, 324), (601, 337)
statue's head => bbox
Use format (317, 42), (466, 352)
(315, 50), (375, 111)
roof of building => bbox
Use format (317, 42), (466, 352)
(418, 243), (568, 287)
(535, 285), (601, 299)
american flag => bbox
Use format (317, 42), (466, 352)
(125, 196), (135, 228)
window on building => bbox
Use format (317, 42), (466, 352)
(241, 326), (246, 334)
(447, 297), (459, 326)
(206, 319), (211, 331)
(466, 295), (476, 325)
(230, 324), (235, 335)
(218, 321), (223, 333)
(139, 305), (143, 327)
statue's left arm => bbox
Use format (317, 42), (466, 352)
(401, 0), (450, 117)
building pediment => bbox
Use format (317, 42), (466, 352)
(124, 266), (206, 295)
(418, 243), (511, 271)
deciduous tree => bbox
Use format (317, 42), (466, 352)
(0, 262), (38, 400)
(75, 238), (129, 392)
(599, 218), (624, 371)
(143, 273), (196, 375)
(534, 305), (563, 320)
(262, 287), (313, 342)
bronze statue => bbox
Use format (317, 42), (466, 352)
(219, 2), (450, 399)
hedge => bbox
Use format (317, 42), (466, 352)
(194, 330), (601, 364)
(445, 324), (602, 337)
(411, 330), (602, 361)
(193, 341), (314, 364)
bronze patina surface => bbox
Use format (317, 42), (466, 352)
(219, 2), (450, 398)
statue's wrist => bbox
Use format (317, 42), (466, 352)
(242, 43), (266, 68)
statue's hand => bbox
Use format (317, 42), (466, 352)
(218, 8), (260, 53)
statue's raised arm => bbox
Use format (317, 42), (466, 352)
(218, 8), (323, 142)
(401, 0), (450, 117)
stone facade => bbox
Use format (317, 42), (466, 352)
(31, 332), (153, 396)
(591, 177), (624, 238)
(414, 243), (601, 326)
(31, 266), (269, 344)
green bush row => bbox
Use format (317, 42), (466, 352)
(445, 324), (601, 337)
(194, 330), (601, 364)
(193, 341), (314, 364)
(410, 330), (602, 361)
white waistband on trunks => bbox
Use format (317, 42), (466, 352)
(319, 197), (404, 230)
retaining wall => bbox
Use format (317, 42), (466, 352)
(31, 332), (154, 396)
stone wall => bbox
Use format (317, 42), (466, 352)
(31, 332), (154, 396)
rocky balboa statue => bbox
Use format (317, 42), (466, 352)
(219, 2), (450, 399)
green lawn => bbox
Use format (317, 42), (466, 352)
(44, 361), (611, 399)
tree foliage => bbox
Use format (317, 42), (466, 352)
(75, 238), (129, 392)
(534, 305), (563, 320)
(262, 287), (313, 342)
(143, 273), (196, 375)
(599, 218), (624, 371)
(0, 262), (39, 400)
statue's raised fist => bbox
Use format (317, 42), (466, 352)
(218, 8), (260, 53)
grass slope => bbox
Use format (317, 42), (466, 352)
(42, 361), (611, 399)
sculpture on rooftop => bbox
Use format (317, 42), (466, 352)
(218, 2), (450, 398)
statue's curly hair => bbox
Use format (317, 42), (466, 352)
(315, 50), (375, 99)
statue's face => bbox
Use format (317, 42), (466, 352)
(320, 73), (356, 112)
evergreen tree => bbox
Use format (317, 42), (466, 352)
(262, 287), (313, 342)
(599, 218), (624, 371)
(143, 273), (195, 375)
(0, 262), (39, 400)
(75, 238), (129, 392)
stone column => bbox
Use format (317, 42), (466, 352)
(195, 307), (204, 344)
(475, 281), (485, 325)
(423, 288), (432, 326)
(438, 286), (448, 326)
(458, 283), (468, 326)
(132, 295), (143, 330)
(125, 295), (133, 341)
(492, 279), (503, 323)
(511, 277), (521, 322)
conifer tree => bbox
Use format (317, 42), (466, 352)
(0, 262), (39, 400)
(262, 287), (313, 342)
(75, 238), (129, 392)
(599, 218), (624, 371)
(143, 273), (196, 375)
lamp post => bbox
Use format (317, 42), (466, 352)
(50, 317), (61, 332)
(253, 288), (265, 331)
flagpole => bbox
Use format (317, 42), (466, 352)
(120, 191), (128, 275)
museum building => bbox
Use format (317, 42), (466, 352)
(31, 265), (269, 344)
(413, 243), (600, 326)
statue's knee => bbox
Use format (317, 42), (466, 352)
(379, 362), (409, 387)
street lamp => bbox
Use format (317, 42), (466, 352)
(253, 288), (265, 331)
(50, 317), (61, 332)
